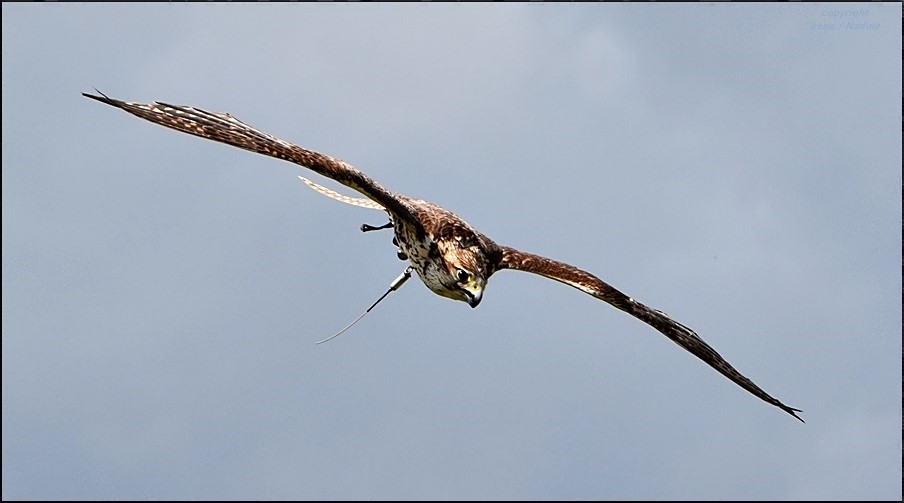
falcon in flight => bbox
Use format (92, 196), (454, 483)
(82, 91), (803, 422)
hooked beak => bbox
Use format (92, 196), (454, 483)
(464, 288), (483, 308)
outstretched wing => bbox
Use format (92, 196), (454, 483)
(498, 246), (803, 422)
(82, 91), (416, 225)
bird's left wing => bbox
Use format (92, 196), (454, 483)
(82, 91), (415, 225)
(497, 246), (803, 422)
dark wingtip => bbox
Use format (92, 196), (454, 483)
(783, 405), (805, 424)
(82, 88), (121, 107)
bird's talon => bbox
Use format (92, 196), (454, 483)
(361, 222), (393, 233)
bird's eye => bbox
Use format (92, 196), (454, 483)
(456, 269), (470, 282)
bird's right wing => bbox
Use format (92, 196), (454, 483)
(83, 91), (416, 225)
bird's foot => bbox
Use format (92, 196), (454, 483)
(360, 222), (393, 233)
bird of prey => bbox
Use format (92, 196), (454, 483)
(82, 91), (803, 422)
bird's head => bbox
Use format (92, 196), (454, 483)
(430, 229), (501, 308)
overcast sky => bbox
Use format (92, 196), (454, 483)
(3, 3), (901, 500)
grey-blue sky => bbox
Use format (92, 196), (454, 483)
(2, 3), (901, 500)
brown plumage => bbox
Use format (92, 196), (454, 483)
(82, 91), (803, 422)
